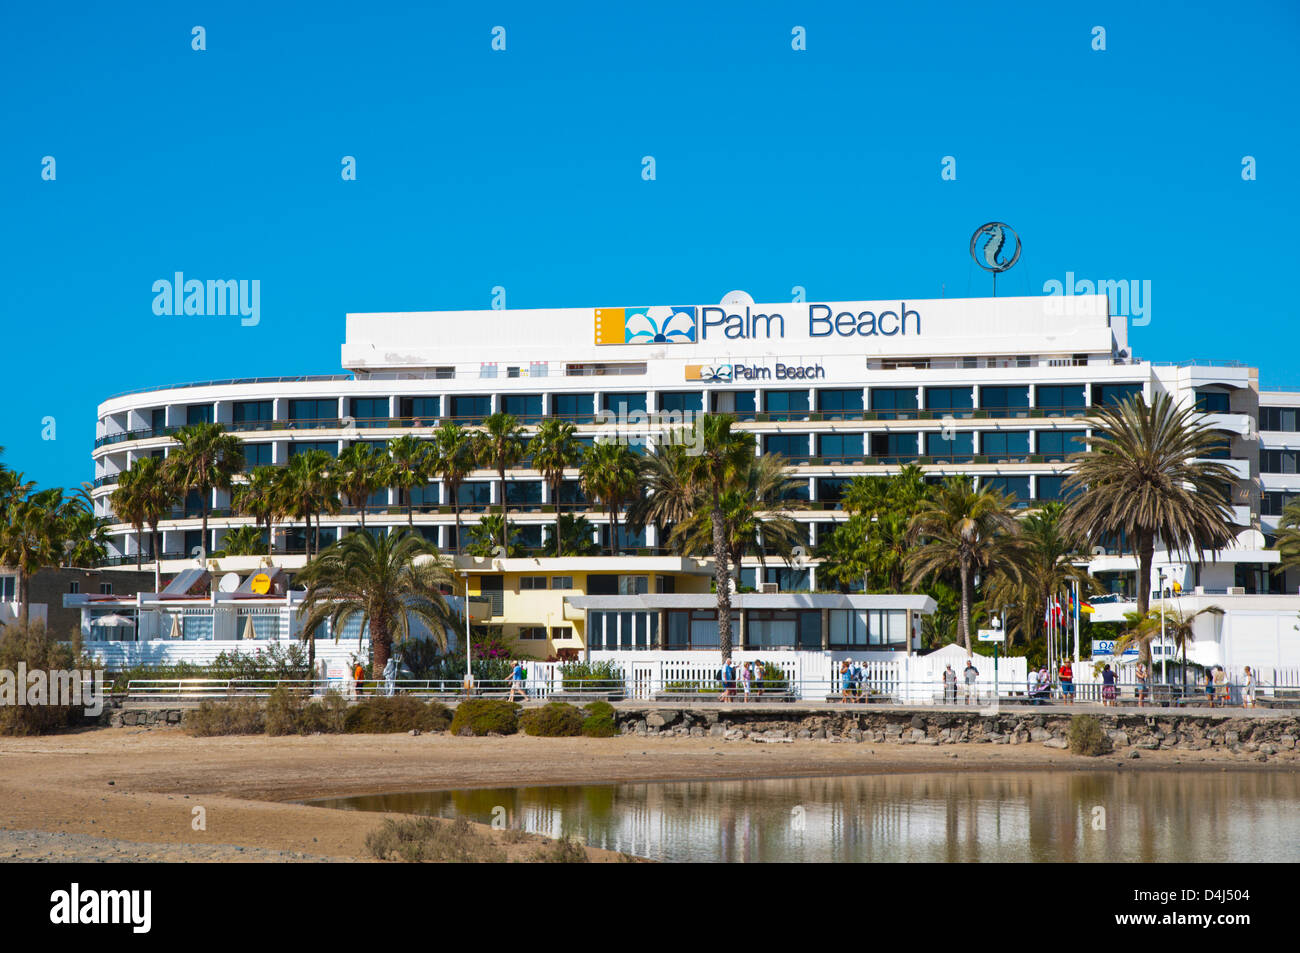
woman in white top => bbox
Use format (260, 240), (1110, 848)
(740, 661), (752, 701)
(1242, 667), (1256, 708)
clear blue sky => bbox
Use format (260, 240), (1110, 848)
(2, 1), (1297, 491)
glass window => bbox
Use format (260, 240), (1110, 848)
(350, 397), (389, 422)
(926, 431), (974, 460)
(766, 434), (808, 459)
(659, 392), (702, 414)
(398, 396), (441, 421)
(1036, 430), (1086, 458)
(869, 432), (919, 460)
(150, 408), (167, 432)
(603, 392), (647, 415)
(505, 481), (543, 505)
(288, 399), (338, 425)
(1260, 407), (1299, 432)
(186, 404), (214, 425)
(501, 394), (543, 423)
(1035, 385), (1086, 415)
(451, 395), (491, 421)
(983, 476), (1030, 504)
(869, 388), (918, 415)
(818, 389), (864, 419)
(817, 478), (850, 505)
(982, 431), (1031, 457)
(1195, 391), (1231, 413)
(519, 576), (547, 590)
(1035, 475), (1078, 501)
(232, 400), (273, 426)
(457, 482), (492, 506)
(818, 433), (863, 461)
(1093, 383), (1142, 408)
(1261, 450), (1300, 474)
(712, 390), (756, 417)
(925, 387), (974, 412)
(746, 610), (799, 648)
(243, 443), (273, 468)
(553, 393), (594, 423)
(289, 441), (337, 458)
(980, 386), (1030, 411)
(765, 390), (810, 421)
(588, 611), (605, 650)
(550, 576), (573, 589)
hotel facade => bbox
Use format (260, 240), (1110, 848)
(81, 293), (1300, 667)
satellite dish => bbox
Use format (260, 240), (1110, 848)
(1091, 546), (1107, 556)
(217, 572), (240, 593)
(720, 290), (754, 307)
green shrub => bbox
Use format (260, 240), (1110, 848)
(664, 680), (720, 695)
(581, 700), (619, 738)
(1068, 714), (1112, 756)
(0, 622), (100, 736)
(450, 699), (520, 736)
(264, 685), (310, 736)
(344, 697), (452, 734)
(559, 660), (623, 692)
(300, 690), (350, 734)
(755, 662), (789, 693)
(529, 834), (589, 863)
(519, 702), (584, 737)
(110, 644), (310, 692)
(366, 816), (506, 863)
(186, 698), (264, 736)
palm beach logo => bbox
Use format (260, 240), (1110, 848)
(594, 306), (696, 345)
(969, 222), (1021, 273)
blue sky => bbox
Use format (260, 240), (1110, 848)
(2, 1), (1297, 490)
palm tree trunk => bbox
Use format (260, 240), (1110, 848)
(136, 525), (143, 571)
(553, 479), (563, 558)
(959, 558), (971, 654)
(371, 614), (390, 673)
(1136, 532), (1155, 666)
(498, 467), (507, 550)
(359, 493), (367, 530)
(200, 486), (209, 560)
(453, 490), (462, 555)
(152, 524), (162, 593)
(19, 570), (29, 627)
(407, 486), (414, 527)
(713, 502), (733, 659)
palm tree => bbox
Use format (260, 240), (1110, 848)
(110, 469), (150, 571)
(627, 437), (696, 550)
(815, 521), (869, 592)
(579, 440), (641, 555)
(58, 493), (108, 568)
(474, 413), (526, 551)
(127, 456), (180, 591)
(432, 422), (475, 554)
(233, 466), (282, 559)
(280, 451), (338, 558)
(1274, 497), (1300, 581)
(335, 443), (386, 529)
(1113, 605), (1224, 689)
(843, 466), (931, 592)
(165, 423), (245, 558)
(386, 435), (434, 527)
(466, 514), (523, 557)
(0, 496), (61, 625)
(1062, 392), (1237, 666)
(529, 419), (583, 556)
(906, 476), (1022, 653)
(220, 525), (265, 556)
(556, 513), (601, 556)
(297, 529), (458, 675)
(680, 415), (757, 659)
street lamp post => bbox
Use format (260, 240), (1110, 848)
(1157, 568), (1167, 703)
(461, 569), (474, 694)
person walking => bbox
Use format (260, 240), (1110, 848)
(962, 659), (980, 705)
(353, 661), (366, 698)
(943, 664), (957, 705)
(720, 658), (736, 703)
(1101, 663), (1117, 706)
(840, 659), (853, 704)
(508, 659), (526, 701)
(740, 660), (752, 702)
(1243, 666), (1257, 708)
(1058, 659), (1074, 704)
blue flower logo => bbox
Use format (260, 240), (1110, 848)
(624, 306), (696, 344)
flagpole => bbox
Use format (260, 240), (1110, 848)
(1073, 579), (1081, 664)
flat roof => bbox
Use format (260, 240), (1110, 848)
(565, 593), (937, 613)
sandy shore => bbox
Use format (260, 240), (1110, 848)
(0, 726), (1294, 862)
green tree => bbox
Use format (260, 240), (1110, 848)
(465, 514), (523, 557)
(280, 450), (338, 558)
(297, 529), (457, 675)
(165, 423), (245, 557)
(627, 437), (696, 551)
(1274, 497), (1300, 581)
(432, 422), (475, 554)
(474, 414), (526, 551)
(233, 465), (282, 560)
(529, 419), (583, 557)
(579, 440), (641, 555)
(906, 476), (1022, 654)
(220, 525), (265, 556)
(335, 444), (386, 529)
(0, 497), (61, 626)
(385, 435), (434, 528)
(1062, 393), (1237, 667)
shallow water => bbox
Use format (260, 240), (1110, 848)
(311, 771), (1300, 862)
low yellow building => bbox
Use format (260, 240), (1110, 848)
(449, 556), (715, 659)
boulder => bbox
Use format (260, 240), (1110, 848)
(1043, 738), (1069, 749)
(1029, 727), (1052, 742)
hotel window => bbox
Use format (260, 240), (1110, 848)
(1036, 430), (1086, 459)
(712, 390), (757, 418)
(1260, 407), (1300, 432)
(602, 392), (647, 415)
(99, 582), (114, 595)
(1035, 385), (1086, 416)
(186, 404), (214, 426)
(408, 484), (438, 508)
(982, 476), (1030, 505)
(398, 396), (441, 423)
(433, 366), (455, 380)
(479, 363), (498, 379)
(746, 610), (802, 648)
(1195, 391), (1232, 413)
(500, 394), (544, 424)
(588, 610), (658, 650)
(926, 431), (974, 460)
(818, 433), (863, 461)
(289, 441), (337, 458)
(1035, 475), (1078, 501)
(764, 390), (810, 421)
(550, 626), (572, 641)
(232, 400), (273, 427)
(587, 575), (617, 595)
(924, 387), (974, 414)
(458, 482), (492, 507)
(869, 432), (919, 461)
(1092, 383), (1142, 408)
(869, 387), (918, 418)
(766, 434), (809, 459)
(655, 575), (676, 594)
(618, 575), (649, 595)
(550, 576), (573, 590)
(552, 393), (594, 423)
(288, 399), (338, 427)
(659, 391), (702, 414)
(817, 389), (864, 421)
(558, 480), (588, 506)
(1262, 450), (1300, 474)
(1199, 437), (1231, 460)
(601, 525), (646, 552)
(505, 481), (543, 506)
(150, 408), (167, 433)
(664, 609), (737, 650)
(518, 626), (547, 640)
(829, 609), (908, 648)
(1262, 492), (1298, 517)
(349, 397), (389, 423)
(980, 386), (1030, 415)
(451, 395), (491, 421)
(69, 581), (80, 594)
(530, 362), (549, 378)
(817, 478), (851, 506)
(0, 577), (15, 600)
(981, 431), (1030, 459)
(243, 443), (273, 469)
(507, 366), (521, 379)
(779, 479), (810, 502)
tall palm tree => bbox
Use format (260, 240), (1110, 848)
(579, 440), (641, 555)
(220, 525), (265, 556)
(1274, 497), (1300, 581)
(128, 456), (180, 591)
(386, 435), (434, 528)
(465, 514), (523, 557)
(680, 415), (757, 659)
(58, 493), (109, 569)
(432, 422), (475, 554)
(165, 422), (245, 558)
(906, 476), (1022, 653)
(335, 443), (386, 529)
(0, 496), (61, 625)
(627, 437), (696, 550)
(280, 450), (338, 558)
(530, 419), (583, 557)
(1062, 392), (1237, 666)
(474, 413), (526, 551)
(297, 529), (457, 673)
(110, 468), (150, 571)
(233, 465), (282, 559)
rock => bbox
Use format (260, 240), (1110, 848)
(708, 725), (726, 737)
(910, 728), (926, 742)
(1224, 731), (1239, 745)
(1029, 728), (1052, 742)
(702, 710), (720, 726)
(1138, 740), (1159, 750)
(916, 738), (939, 746)
(1128, 750), (1140, 759)
(724, 729), (746, 741)
(910, 715), (924, 730)
(795, 729), (811, 740)
(1108, 730), (1130, 747)
(1279, 736), (1296, 750)
(1043, 738), (1069, 749)
(409, 729), (420, 736)
(645, 712), (668, 728)
(1259, 743), (1278, 756)
(690, 726), (705, 737)
(812, 728), (826, 740)
(1257, 753), (1269, 763)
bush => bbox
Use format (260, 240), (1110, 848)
(530, 834), (589, 863)
(450, 698), (520, 736)
(366, 816), (506, 863)
(559, 660), (623, 692)
(0, 621), (100, 736)
(1068, 714), (1112, 756)
(264, 685), (310, 736)
(110, 644), (312, 692)
(519, 702), (584, 737)
(755, 662), (789, 693)
(186, 698), (264, 736)
(343, 697), (452, 734)
(580, 700), (619, 738)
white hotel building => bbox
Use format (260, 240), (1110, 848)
(89, 294), (1299, 625)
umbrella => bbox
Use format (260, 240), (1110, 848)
(242, 615), (257, 640)
(168, 615), (183, 639)
(94, 613), (136, 627)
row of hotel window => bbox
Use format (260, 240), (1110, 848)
(149, 383), (1143, 429)
(585, 608), (912, 650)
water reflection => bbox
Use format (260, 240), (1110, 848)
(311, 772), (1300, 863)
